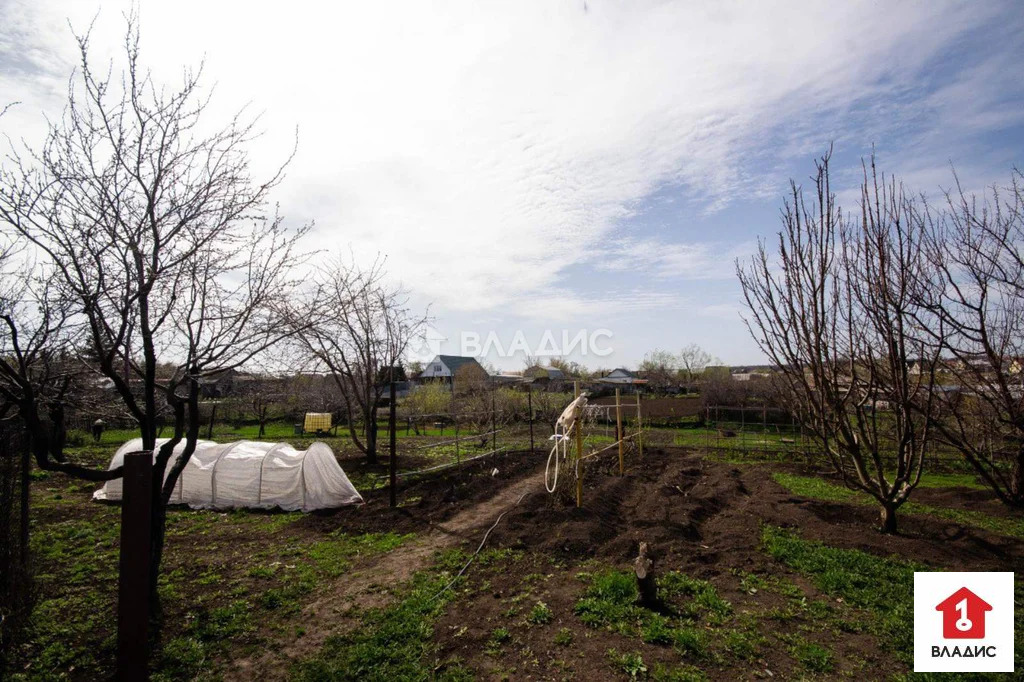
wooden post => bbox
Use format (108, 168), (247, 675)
(118, 452), (152, 681)
(616, 388), (624, 475)
(491, 389), (497, 452)
(528, 385), (535, 453)
(389, 381), (397, 508)
(574, 381), (583, 508)
(635, 392), (643, 459)
(454, 417), (460, 465)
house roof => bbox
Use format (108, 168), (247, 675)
(437, 355), (483, 373)
(525, 365), (565, 379)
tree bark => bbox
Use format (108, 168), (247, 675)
(879, 504), (898, 534)
(634, 542), (659, 609)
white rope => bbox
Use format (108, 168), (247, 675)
(544, 393), (588, 493)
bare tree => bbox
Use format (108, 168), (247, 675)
(919, 170), (1024, 506)
(677, 343), (717, 388)
(296, 256), (427, 465)
(638, 349), (678, 393)
(0, 17), (308, 611)
(0, 243), (113, 477)
(737, 149), (941, 532)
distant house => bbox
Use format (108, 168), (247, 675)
(198, 368), (239, 398)
(595, 368), (647, 392)
(524, 365), (565, 381)
(418, 355), (488, 383)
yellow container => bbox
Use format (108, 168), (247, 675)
(303, 412), (332, 433)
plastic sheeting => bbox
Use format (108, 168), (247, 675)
(93, 438), (363, 511)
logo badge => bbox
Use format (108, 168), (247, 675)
(914, 572), (1014, 673)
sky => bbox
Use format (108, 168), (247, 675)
(2, 1), (1023, 371)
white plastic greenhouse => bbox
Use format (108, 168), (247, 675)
(93, 438), (363, 511)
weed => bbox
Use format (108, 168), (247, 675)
(553, 627), (574, 646)
(607, 648), (648, 679)
(651, 663), (708, 682)
(527, 601), (553, 625)
(486, 627), (512, 655)
(790, 640), (834, 672)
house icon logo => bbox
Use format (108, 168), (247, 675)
(915, 572), (1014, 673)
(935, 587), (992, 639)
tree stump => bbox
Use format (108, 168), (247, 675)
(634, 542), (659, 609)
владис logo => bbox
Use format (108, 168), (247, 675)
(914, 572), (1014, 673)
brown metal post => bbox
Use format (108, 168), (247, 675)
(389, 381), (397, 508)
(528, 385), (534, 453)
(574, 381), (583, 508)
(616, 388), (624, 475)
(118, 451), (153, 681)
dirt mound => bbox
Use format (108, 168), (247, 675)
(486, 448), (1024, 575)
(295, 448), (547, 539)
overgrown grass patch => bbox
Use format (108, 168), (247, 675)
(761, 524), (1024, 674)
(291, 551), (473, 682)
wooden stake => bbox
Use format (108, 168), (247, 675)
(616, 388), (624, 475)
(636, 392), (643, 459)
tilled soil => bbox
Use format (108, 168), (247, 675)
(430, 447), (1023, 681)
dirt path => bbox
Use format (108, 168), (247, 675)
(225, 464), (548, 680)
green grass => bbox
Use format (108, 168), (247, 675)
(772, 472), (1024, 539)
(761, 524), (1024, 676)
(11, 488), (412, 682)
(607, 649), (649, 679)
(291, 550), (473, 682)
(574, 569), (729, 664)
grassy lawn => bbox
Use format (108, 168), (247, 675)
(292, 548), (479, 682)
(772, 472), (1024, 540)
(13, 457), (414, 681)
(762, 525), (1024, 679)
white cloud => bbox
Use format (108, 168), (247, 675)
(1, 0), (1021, 338)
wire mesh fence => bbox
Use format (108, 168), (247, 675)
(693, 405), (1014, 473)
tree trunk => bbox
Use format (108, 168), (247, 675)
(879, 503), (898, 534)
(19, 443), (29, 569)
(1011, 449), (1023, 502)
(365, 406), (378, 465)
(634, 542), (659, 609)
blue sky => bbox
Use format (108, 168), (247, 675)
(2, 1), (1023, 370)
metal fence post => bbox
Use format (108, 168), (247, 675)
(616, 388), (624, 475)
(118, 451), (153, 681)
(528, 385), (534, 453)
(574, 381), (583, 508)
(389, 381), (397, 509)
